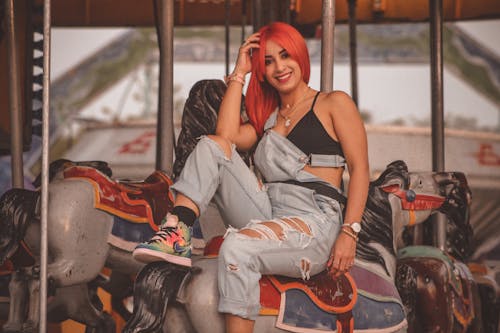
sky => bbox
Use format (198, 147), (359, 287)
(50, 19), (500, 129)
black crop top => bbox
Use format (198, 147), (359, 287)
(287, 92), (345, 158)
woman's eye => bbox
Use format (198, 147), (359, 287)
(265, 59), (272, 66)
(281, 52), (290, 59)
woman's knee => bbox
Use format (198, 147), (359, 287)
(219, 232), (255, 271)
(205, 135), (233, 159)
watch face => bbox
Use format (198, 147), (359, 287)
(350, 222), (361, 233)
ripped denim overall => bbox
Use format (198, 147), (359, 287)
(171, 111), (345, 320)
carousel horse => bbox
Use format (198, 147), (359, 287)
(0, 80), (234, 333)
(0, 159), (172, 333)
(395, 172), (484, 333)
(122, 159), (473, 333)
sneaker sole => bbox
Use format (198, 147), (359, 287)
(133, 248), (192, 267)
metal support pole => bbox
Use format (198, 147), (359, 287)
(429, 0), (446, 251)
(284, 0), (291, 24)
(156, 0), (174, 174)
(321, 0), (335, 92)
(348, 0), (358, 105)
(39, 0), (51, 332)
(252, 0), (263, 31)
(225, 0), (230, 76)
(6, 0), (24, 188)
(241, 0), (247, 42)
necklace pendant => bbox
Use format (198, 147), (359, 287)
(284, 118), (291, 127)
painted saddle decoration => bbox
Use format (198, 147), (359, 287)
(204, 236), (361, 333)
(63, 166), (174, 251)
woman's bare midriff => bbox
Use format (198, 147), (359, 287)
(303, 165), (344, 189)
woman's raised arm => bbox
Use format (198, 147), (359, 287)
(216, 33), (260, 151)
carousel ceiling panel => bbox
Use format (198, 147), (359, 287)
(36, 0), (249, 27)
(33, 0), (500, 27)
(295, 0), (500, 24)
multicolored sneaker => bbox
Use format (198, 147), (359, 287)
(133, 220), (192, 267)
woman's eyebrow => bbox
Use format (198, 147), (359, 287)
(265, 48), (287, 58)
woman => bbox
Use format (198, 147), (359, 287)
(133, 22), (369, 333)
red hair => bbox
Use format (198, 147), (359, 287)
(245, 22), (310, 136)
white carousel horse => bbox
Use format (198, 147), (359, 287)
(0, 159), (169, 333)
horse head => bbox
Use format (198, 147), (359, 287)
(356, 160), (466, 278)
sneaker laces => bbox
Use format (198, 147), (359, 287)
(147, 225), (180, 244)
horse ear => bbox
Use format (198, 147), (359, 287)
(372, 160), (409, 188)
(32, 159), (73, 188)
(386, 160), (408, 174)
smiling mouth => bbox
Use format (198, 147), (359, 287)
(275, 72), (292, 83)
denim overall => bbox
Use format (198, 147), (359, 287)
(171, 110), (346, 319)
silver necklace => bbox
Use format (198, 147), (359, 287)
(279, 87), (311, 127)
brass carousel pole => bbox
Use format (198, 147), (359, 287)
(321, 0), (336, 92)
(156, 0), (174, 174)
(347, 0), (358, 105)
(241, 0), (247, 42)
(225, 0), (230, 76)
(429, 0), (447, 250)
(39, 0), (52, 331)
(5, 0), (24, 188)
(252, 0), (263, 31)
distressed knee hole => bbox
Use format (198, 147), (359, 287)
(281, 217), (312, 236)
(260, 221), (285, 240)
(237, 228), (263, 239)
(238, 221), (285, 240)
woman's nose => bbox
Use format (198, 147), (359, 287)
(275, 59), (286, 72)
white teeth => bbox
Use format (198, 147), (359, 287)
(276, 72), (291, 81)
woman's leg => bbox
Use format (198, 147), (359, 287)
(171, 135), (272, 228)
(218, 219), (337, 319)
(133, 135), (272, 265)
(225, 315), (254, 333)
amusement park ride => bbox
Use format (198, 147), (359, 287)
(1, 0), (500, 332)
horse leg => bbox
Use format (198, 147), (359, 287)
(2, 270), (29, 333)
(53, 284), (115, 333)
(22, 270), (43, 333)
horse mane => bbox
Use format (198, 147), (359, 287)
(32, 159), (112, 188)
(123, 262), (190, 333)
(0, 189), (39, 265)
(356, 160), (409, 273)
(426, 172), (473, 261)
(173, 79), (251, 179)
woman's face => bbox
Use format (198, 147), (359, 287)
(264, 39), (303, 94)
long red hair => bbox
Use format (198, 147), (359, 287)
(245, 22), (310, 136)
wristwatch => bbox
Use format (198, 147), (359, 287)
(344, 222), (362, 234)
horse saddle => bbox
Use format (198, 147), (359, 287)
(398, 245), (476, 331)
(63, 166), (174, 229)
(204, 236), (357, 333)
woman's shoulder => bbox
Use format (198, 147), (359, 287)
(316, 90), (357, 116)
(322, 90), (354, 106)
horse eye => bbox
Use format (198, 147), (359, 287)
(406, 189), (416, 202)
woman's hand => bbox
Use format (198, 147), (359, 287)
(233, 33), (260, 76)
(327, 231), (357, 278)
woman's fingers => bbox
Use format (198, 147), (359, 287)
(328, 254), (355, 277)
(240, 33), (260, 52)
